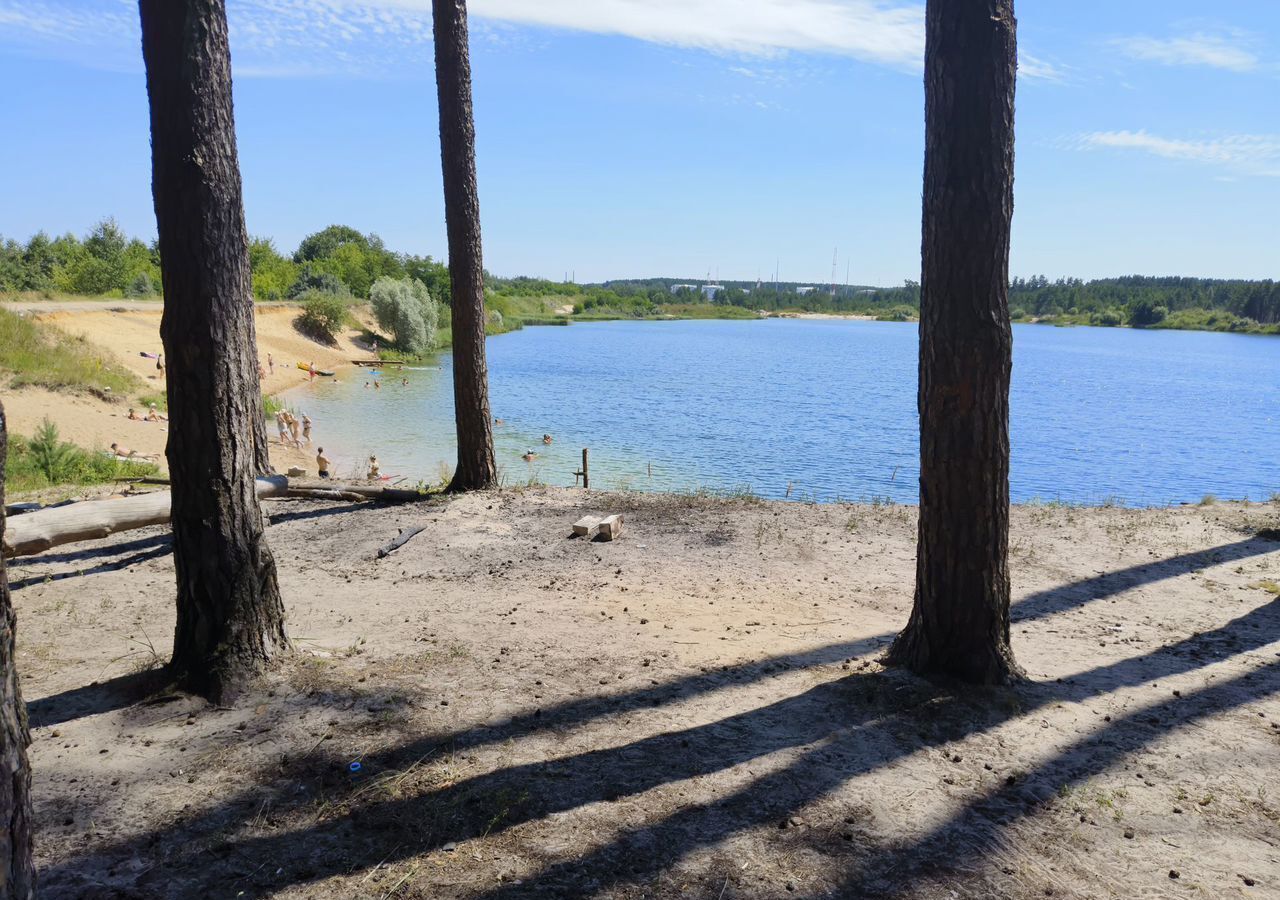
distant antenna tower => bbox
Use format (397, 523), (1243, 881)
(830, 247), (838, 296)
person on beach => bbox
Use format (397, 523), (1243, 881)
(368, 455), (380, 479)
(301, 414), (312, 446)
(258, 362), (266, 380)
(316, 447), (331, 478)
(287, 412), (302, 447)
(267, 352), (274, 375)
(127, 408), (139, 421)
(146, 403), (167, 422)
(110, 442), (157, 460)
(155, 353), (165, 378)
(276, 411), (291, 446)
(308, 361), (316, 382)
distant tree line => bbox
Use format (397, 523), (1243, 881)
(5, 222), (1277, 333)
(0, 220), (451, 306)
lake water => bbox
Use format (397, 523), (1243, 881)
(286, 319), (1280, 506)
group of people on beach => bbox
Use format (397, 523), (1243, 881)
(276, 410), (312, 448)
(125, 402), (167, 424)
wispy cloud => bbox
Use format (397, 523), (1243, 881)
(1110, 29), (1262, 72)
(0, 0), (1066, 83)
(467, 0), (924, 69)
(1019, 53), (1068, 83)
(1075, 130), (1280, 177)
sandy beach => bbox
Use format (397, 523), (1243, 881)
(9, 488), (1279, 898)
(2, 301), (373, 481)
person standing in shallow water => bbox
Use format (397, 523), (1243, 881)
(316, 447), (331, 479)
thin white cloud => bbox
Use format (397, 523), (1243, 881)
(1111, 30), (1261, 72)
(1076, 130), (1280, 177)
(1019, 53), (1067, 83)
(466, 0), (924, 68)
(0, 0), (1063, 83)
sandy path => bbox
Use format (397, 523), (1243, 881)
(10, 490), (1279, 898)
(3, 303), (377, 481)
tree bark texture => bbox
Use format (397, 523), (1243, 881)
(0, 404), (37, 899)
(887, 0), (1023, 684)
(433, 0), (498, 491)
(140, 0), (288, 704)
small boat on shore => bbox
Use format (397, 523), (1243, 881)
(296, 361), (336, 377)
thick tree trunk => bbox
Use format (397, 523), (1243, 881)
(433, 0), (498, 491)
(0, 405), (37, 899)
(886, 0), (1023, 684)
(140, 0), (288, 704)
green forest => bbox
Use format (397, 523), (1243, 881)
(3, 219), (1277, 335)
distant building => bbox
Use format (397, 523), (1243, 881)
(702, 284), (724, 300)
(669, 283), (699, 294)
(796, 285), (817, 295)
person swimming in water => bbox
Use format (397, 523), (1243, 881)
(542, 433), (553, 445)
(522, 449), (537, 461)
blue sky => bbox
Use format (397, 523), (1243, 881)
(1, 0), (1277, 284)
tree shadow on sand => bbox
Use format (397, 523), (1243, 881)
(34, 536), (1280, 897)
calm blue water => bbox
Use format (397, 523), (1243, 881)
(285, 319), (1280, 506)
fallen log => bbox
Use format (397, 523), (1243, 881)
(376, 525), (426, 559)
(282, 488), (368, 502)
(4, 476), (288, 559)
(287, 481), (425, 503)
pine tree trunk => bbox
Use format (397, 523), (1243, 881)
(433, 0), (497, 491)
(0, 404), (36, 899)
(140, 0), (288, 704)
(886, 0), (1023, 684)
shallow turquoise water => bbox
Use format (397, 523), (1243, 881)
(284, 319), (1280, 506)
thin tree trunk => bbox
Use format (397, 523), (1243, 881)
(886, 0), (1023, 684)
(140, 0), (288, 704)
(0, 404), (36, 899)
(433, 0), (498, 491)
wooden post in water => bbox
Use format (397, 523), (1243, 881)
(582, 448), (590, 490)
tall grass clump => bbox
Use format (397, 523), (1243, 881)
(0, 307), (141, 398)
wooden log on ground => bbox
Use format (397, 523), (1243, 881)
(287, 481), (425, 503)
(376, 525), (426, 559)
(3, 476), (288, 559)
(282, 488), (367, 502)
(597, 514), (623, 541)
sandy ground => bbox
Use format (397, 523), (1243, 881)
(9, 489), (1279, 898)
(2, 303), (374, 482)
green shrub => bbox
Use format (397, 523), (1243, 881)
(369, 276), (438, 355)
(124, 271), (156, 297)
(296, 290), (349, 344)
(5, 419), (158, 493)
(287, 266), (348, 300)
(1129, 300), (1168, 326)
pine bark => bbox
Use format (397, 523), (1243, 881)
(433, 0), (498, 491)
(140, 0), (288, 704)
(0, 404), (36, 899)
(887, 0), (1023, 684)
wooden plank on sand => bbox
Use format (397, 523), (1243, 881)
(572, 515), (602, 538)
(597, 514), (623, 541)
